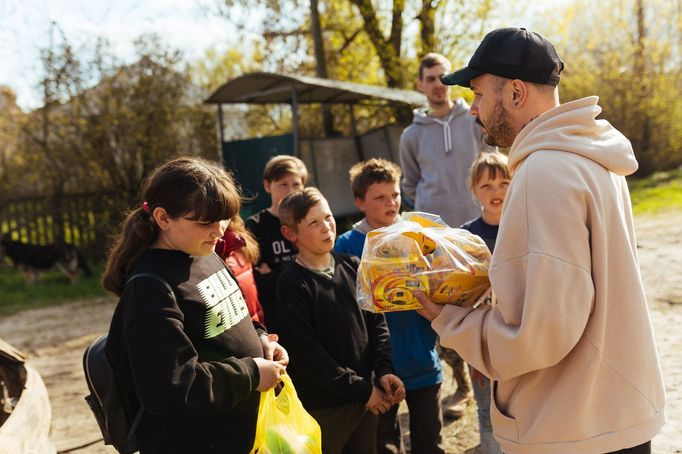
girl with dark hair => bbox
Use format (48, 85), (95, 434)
(102, 156), (288, 454)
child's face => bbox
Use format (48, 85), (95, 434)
(355, 181), (401, 229)
(157, 211), (230, 256)
(290, 200), (336, 256)
(264, 174), (304, 208)
(473, 168), (510, 218)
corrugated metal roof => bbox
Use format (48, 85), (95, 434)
(205, 72), (426, 106)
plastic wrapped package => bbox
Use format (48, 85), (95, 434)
(357, 212), (492, 313)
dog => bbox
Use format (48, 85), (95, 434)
(0, 234), (93, 284)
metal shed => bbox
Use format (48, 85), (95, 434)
(205, 72), (426, 217)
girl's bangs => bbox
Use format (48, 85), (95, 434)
(187, 180), (241, 222)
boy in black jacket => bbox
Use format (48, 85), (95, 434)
(277, 187), (405, 454)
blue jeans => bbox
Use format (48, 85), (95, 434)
(472, 375), (502, 454)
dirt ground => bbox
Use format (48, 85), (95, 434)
(0, 212), (680, 454)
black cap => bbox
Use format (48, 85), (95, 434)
(441, 27), (564, 87)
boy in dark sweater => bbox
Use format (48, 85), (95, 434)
(277, 187), (405, 454)
(246, 155), (308, 332)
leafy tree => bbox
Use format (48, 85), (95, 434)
(0, 86), (27, 195)
(209, 0), (495, 126)
(539, 0), (682, 175)
(15, 33), (217, 216)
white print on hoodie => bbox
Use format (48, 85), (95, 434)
(432, 97), (665, 454)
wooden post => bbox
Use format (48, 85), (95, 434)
(291, 88), (300, 157)
(217, 105), (225, 165)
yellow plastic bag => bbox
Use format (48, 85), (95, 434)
(250, 373), (322, 454)
(358, 212), (492, 312)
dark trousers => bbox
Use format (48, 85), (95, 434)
(309, 402), (378, 454)
(377, 383), (444, 454)
(605, 441), (651, 454)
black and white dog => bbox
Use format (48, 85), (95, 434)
(0, 233), (93, 284)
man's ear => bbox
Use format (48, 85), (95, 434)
(354, 197), (366, 213)
(152, 207), (170, 231)
(510, 79), (529, 109)
(415, 77), (424, 93)
(281, 224), (297, 243)
(263, 179), (272, 194)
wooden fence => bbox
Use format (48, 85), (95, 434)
(0, 192), (125, 259)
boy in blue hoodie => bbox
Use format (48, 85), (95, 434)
(335, 158), (445, 454)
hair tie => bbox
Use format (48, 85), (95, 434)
(142, 201), (150, 214)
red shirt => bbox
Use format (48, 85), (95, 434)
(215, 231), (265, 325)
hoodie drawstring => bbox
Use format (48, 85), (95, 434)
(432, 114), (454, 153)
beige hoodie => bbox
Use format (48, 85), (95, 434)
(432, 97), (665, 453)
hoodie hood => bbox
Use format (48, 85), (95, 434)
(412, 98), (470, 153)
(509, 96), (638, 177)
(412, 97), (470, 125)
(351, 218), (374, 235)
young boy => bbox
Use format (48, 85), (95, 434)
(335, 158), (445, 454)
(246, 155), (308, 332)
(277, 187), (405, 454)
(458, 151), (510, 454)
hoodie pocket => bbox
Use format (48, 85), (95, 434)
(490, 380), (519, 441)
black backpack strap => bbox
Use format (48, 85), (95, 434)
(126, 272), (174, 296)
(118, 273), (175, 443)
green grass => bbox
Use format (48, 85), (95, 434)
(628, 169), (682, 216)
(0, 261), (110, 316)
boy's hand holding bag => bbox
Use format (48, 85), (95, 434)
(250, 373), (322, 454)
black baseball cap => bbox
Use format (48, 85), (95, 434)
(441, 27), (564, 87)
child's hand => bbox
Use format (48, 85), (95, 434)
(379, 374), (405, 404)
(365, 386), (392, 415)
(414, 291), (444, 321)
(254, 358), (286, 392)
(260, 335), (289, 367)
(255, 263), (272, 275)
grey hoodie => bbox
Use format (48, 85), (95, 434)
(433, 97), (665, 453)
(399, 98), (493, 227)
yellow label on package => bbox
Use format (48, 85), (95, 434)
(365, 255), (429, 312)
(430, 273), (490, 307)
(400, 231), (437, 255)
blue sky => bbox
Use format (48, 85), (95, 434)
(0, 0), (241, 110)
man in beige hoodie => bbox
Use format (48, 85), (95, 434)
(416, 27), (665, 454)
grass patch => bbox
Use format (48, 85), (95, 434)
(0, 261), (110, 316)
(628, 169), (682, 216)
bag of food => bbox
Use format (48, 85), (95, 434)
(357, 212), (491, 313)
(250, 373), (322, 454)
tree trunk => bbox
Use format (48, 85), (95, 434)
(310, 0), (335, 136)
(350, 0), (405, 88)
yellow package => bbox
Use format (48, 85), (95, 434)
(357, 212), (492, 313)
(429, 272), (490, 306)
(362, 255), (429, 312)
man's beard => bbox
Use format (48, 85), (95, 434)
(476, 102), (516, 148)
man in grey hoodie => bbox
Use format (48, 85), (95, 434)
(399, 53), (494, 229)
(400, 52), (495, 422)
